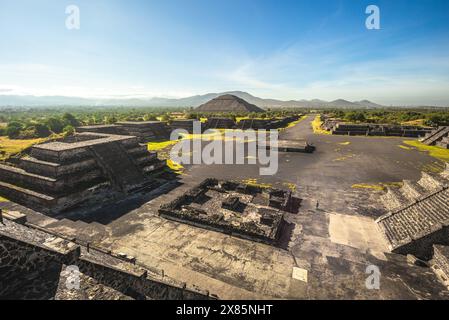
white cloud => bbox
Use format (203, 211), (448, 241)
(219, 39), (449, 105)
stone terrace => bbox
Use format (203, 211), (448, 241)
(0, 132), (165, 215)
(77, 121), (171, 142)
(377, 164), (449, 259)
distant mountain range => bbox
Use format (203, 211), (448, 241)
(0, 91), (389, 108)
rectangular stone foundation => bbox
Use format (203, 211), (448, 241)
(159, 178), (292, 245)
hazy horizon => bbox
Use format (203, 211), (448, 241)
(1, 0), (449, 106)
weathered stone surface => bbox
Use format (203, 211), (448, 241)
(377, 164), (449, 260)
(421, 126), (449, 146)
(196, 94), (264, 113)
(0, 218), (214, 300)
(0, 132), (165, 215)
(159, 178), (293, 245)
(431, 245), (449, 289)
(322, 115), (432, 137)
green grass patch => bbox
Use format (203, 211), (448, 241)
(0, 136), (56, 161)
(403, 140), (449, 162)
(351, 182), (403, 191)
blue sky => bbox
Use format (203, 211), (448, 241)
(0, 0), (449, 105)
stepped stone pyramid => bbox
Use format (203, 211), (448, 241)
(421, 126), (449, 149)
(377, 163), (449, 260)
(0, 132), (165, 215)
(196, 94), (264, 113)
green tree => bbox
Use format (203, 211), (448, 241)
(62, 113), (80, 127)
(34, 124), (51, 138)
(105, 116), (117, 124)
(345, 112), (366, 122)
(6, 121), (23, 138)
(63, 125), (75, 136)
(159, 114), (170, 121)
(143, 114), (157, 121)
(46, 117), (64, 133)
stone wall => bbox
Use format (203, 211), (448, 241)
(391, 227), (449, 261)
(431, 245), (449, 289)
(0, 218), (214, 300)
(0, 225), (79, 298)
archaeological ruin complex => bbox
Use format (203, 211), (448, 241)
(321, 116), (432, 137)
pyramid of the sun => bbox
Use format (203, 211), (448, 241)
(196, 94), (264, 113)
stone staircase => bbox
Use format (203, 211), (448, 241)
(380, 187), (408, 211)
(89, 142), (147, 193)
(421, 126), (449, 147)
(377, 163), (449, 259)
(437, 136), (449, 149)
(377, 187), (449, 258)
(401, 180), (426, 201)
(381, 170), (449, 211)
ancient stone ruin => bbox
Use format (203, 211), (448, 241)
(169, 120), (203, 133)
(205, 118), (236, 129)
(322, 116), (432, 137)
(0, 211), (214, 300)
(421, 126), (449, 149)
(377, 164), (449, 260)
(432, 244), (449, 290)
(159, 178), (293, 245)
(204, 115), (301, 130)
(196, 94), (264, 113)
(115, 121), (171, 142)
(0, 132), (165, 215)
(77, 121), (171, 142)
(237, 116), (300, 130)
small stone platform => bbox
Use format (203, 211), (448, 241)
(159, 178), (293, 245)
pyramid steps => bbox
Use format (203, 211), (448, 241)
(436, 136), (449, 149)
(377, 165), (449, 259)
(381, 187), (408, 211)
(421, 126), (449, 146)
(401, 180), (426, 201)
(418, 171), (449, 191)
(89, 142), (146, 193)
